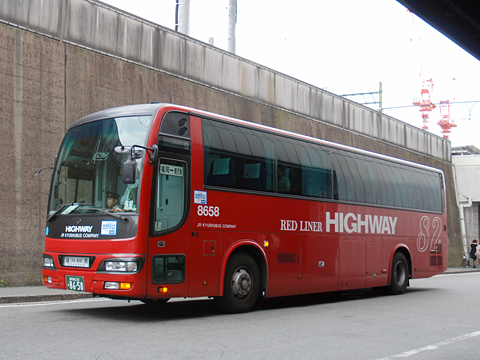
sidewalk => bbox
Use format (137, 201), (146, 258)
(0, 285), (92, 304)
(1, 267), (479, 304)
(441, 266), (480, 275)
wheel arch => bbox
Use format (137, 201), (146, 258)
(389, 245), (413, 284)
(219, 241), (268, 297)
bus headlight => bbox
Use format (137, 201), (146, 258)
(105, 261), (138, 272)
(100, 257), (144, 273)
(42, 255), (56, 269)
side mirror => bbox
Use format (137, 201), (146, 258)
(149, 144), (158, 164)
(122, 157), (137, 184)
(116, 144), (158, 164)
(119, 144), (158, 184)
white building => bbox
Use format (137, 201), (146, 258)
(452, 146), (480, 264)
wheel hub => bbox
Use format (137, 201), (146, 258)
(394, 261), (406, 285)
(231, 268), (252, 298)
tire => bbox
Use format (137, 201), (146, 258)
(388, 252), (409, 295)
(217, 253), (261, 313)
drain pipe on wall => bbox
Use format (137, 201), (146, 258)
(459, 196), (473, 264)
(453, 163), (473, 265)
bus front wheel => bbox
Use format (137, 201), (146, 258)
(217, 253), (261, 313)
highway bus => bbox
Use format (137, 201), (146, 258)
(42, 103), (447, 313)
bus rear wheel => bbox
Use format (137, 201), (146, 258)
(388, 252), (409, 295)
(217, 253), (261, 313)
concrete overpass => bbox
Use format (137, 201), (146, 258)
(397, 0), (480, 62)
(0, 0), (460, 286)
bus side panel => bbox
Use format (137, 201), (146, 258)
(338, 234), (366, 290)
(366, 236), (388, 287)
(187, 115), (222, 297)
(267, 233), (302, 297)
(406, 211), (447, 279)
(146, 226), (191, 299)
(188, 231), (220, 297)
(300, 234), (339, 294)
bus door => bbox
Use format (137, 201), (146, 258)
(146, 154), (190, 299)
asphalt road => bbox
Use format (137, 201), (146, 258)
(1, 272), (479, 360)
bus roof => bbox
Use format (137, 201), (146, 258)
(70, 103), (165, 129)
(68, 103), (444, 175)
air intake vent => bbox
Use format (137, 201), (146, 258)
(430, 255), (442, 266)
(160, 112), (190, 138)
(277, 253), (296, 264)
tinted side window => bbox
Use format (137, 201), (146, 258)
(389, 163), (411, 208)
(429, 172), (444, 212)
(332, 151), (374, 203)
(411, 169), (442, 211)
(375, 160), (412, 208)
(375, 160), (397, 206)
(202, 119), (274, 192)
(277, 138), (332, 198)
(276, 139), (301, 194)
(301, 144), (332, 198)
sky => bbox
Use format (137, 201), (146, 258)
(99, 0), (480, 149)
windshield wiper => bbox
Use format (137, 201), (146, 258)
(47, 202), (92, 222)
(79, 208), (129, 222)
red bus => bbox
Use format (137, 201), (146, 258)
(42, 103), (447, 313)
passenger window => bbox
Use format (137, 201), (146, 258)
(355, 155), (375, 204)
(276, 139), (302, 195)
(411, 169), (442, 211)
(277, 138), (331, 198)
(375, 160), (396, 206)
(332, 151), (374, 203)
(201, 118), (443, 213)
(389, 164), (411, 208)
(301, 144), (332, 198)
(202, 119), (274, 192)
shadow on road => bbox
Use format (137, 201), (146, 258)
(60, 286), (435, 321)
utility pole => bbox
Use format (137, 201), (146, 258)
(228, 0), (237, 54)
(342, 82), (383, 112)
(175, 0), (190, 35)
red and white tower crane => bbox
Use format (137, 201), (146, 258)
(409, 12), (436, 130)
(409, 11), (457, 138)
(437, 100), (457, 139)
(413, 78), (436, 130)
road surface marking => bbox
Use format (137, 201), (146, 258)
(376, 330), (480, 359)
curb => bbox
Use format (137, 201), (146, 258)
(439, 268), (480, 275)
(0, 293), (93, 304)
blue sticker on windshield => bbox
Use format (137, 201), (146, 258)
(101, 220), (117, 236)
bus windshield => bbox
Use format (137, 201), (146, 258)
(48, 116), (153, 216)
